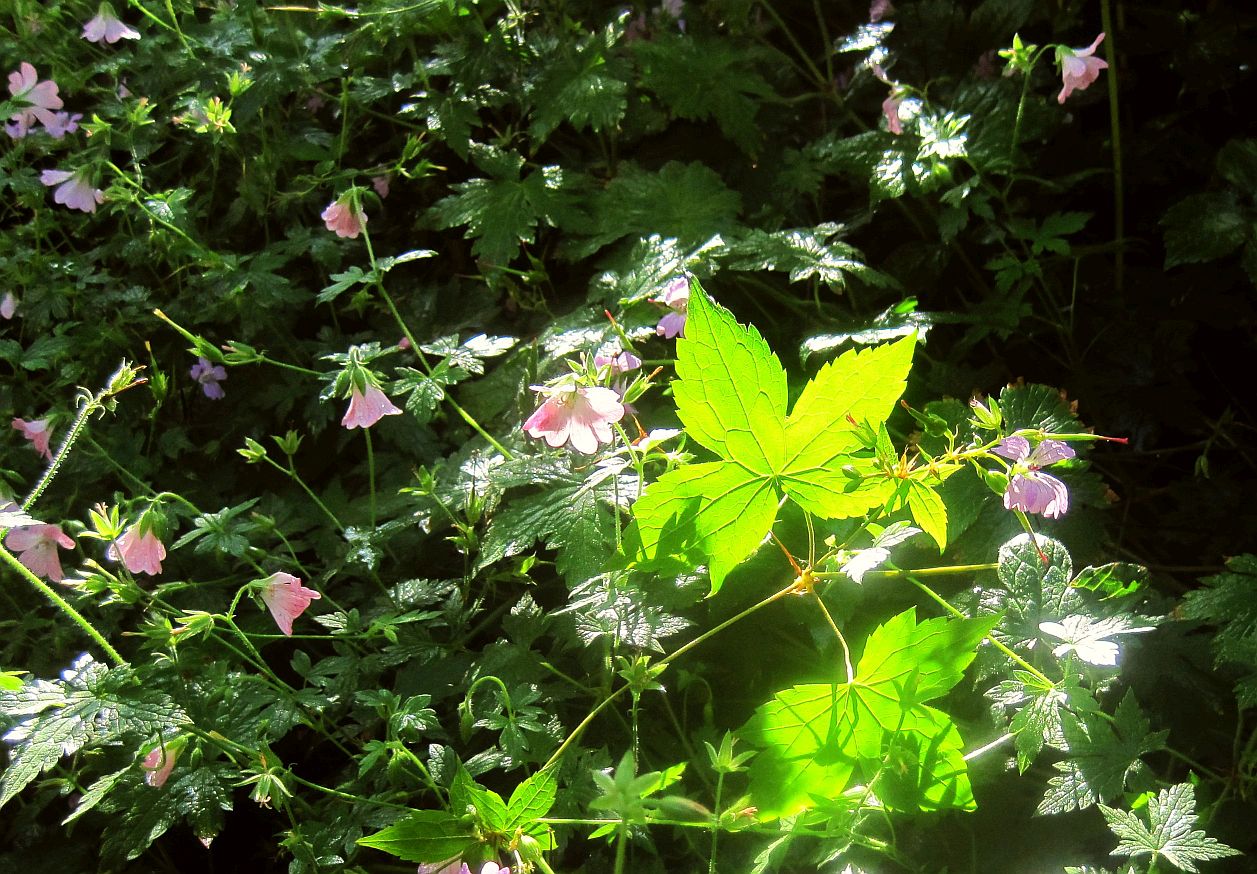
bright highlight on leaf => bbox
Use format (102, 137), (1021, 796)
(622, 279), (920, 592)
(738, 609), (997, 819)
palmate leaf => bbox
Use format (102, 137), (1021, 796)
(1100, 783), (1241, 872)
(739, 609), (995, 818)
(624, 282), (916, 592)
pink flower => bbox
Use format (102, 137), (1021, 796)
(141, 743), (180, 788)
(40, 169), (104, 214)
(341, 384), (403, 429)
(5, 524), (75, 582)
(1, 292), (16, 319)
(12, 417), (52, 460)
(994, 436), (1076, 519)
(397, 336), (411, 350)
(44, 111), (82, 139)
(869, 0), (894, 22)
(321, 193), (366, 238)
(523, 384), (624, 454)
(189, 357), (227, 399)
(108, 524), (165, 576)
(372, 175), (390, 198)
(82, 4), (141, 43)
(1057, 33), (1108, 104)
(594, 350), (642, 375)
(882, 91), (904, 135)
(7, 62), (62, 131)
(259, 572), (321, 636)
(655, 277), (690, 339)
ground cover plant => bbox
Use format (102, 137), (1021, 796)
(3, 0), (1257, 872)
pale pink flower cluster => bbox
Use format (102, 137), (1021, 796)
(322, 193), (367, 238)
(994, 436), (1076, 519)
(1, 292), (16, 319)
(523, 384), (624, 454)
(655, 277), (689, 338)
(342, 385), (402, 429)
(1057, 33), (1108, 103)
(108, 523), (166, 576)
(82, 3), (140, 44)
(40, 169), (104, 214)
(5, 523), (75, 582)
(5, 62), (67, 140)
(259, 572), (321, 636)
(12, 417), (52, 460)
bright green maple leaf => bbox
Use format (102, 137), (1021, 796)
(739, 609), (996, 819)
(623, 281), (916, 592)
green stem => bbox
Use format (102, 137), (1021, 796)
(0, 547), (124, 666)
(364, 428), (377, 528)
(360, 224), (514, 459)
(257, 454), (345, 531)
(905, 572), (1054, 687)
(708, 770), (725, 874)
(1100, 0), (1124, 295)
(540, 581), (798, 774)
(814, 562), (999, 581)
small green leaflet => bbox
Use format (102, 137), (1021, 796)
(358, 768), (556, 864)
(622, 281), (919, 592)
(1100, 783), (1241, 872)
(738, 609), (997, 819)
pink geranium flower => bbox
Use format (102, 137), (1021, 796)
(12, 417), (52, 460)
(655, 277), (690, 339)
(259, 572), (321, 636)
(341, 384), (402, 429)
(594, 350), (642, 375)
(189, 357), (227, 399)
(40, 169), (105, 214)
(1, 292), (16, 319)
(321, 193), (366, 239)
(5, 524), (75, 581)
(7, 62), (62, 133)
(82, 3), (141, 43)
(523, 384), (624, 454)
(994, 436), (1076, 519)
(108, 524), (166, 576)
(141, 743), (180, 788)
(44, 111), (82, 139)
(1057, 33), (1108, 104)
(372, 175), (390, 198)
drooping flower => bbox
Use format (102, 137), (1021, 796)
(108, 523), (166, 576)
(82, 3), (141, 43)
(1, 292), (16, 319)
(655, 277), (690, 339)
(1056, 33), (1108, 104)
(43, 111), (82, 139)
(259, 572), (322, 636)
(994, 436), (1076, 519)
(341, 384), (403, 429)
(523, 384), (624, 454)
(12, 417), (52, 460)
(189, 357), (227, 399)
(6, 62), (62, 133)
(141, 742), (180, 788)
(4, 524), (75, 582)
(40, 168), (105, 214)
(321, 192), (367, 239)
(882, 90), (904, 135)
(594, 350), (642, 375)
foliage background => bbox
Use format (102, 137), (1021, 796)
(2, 0), (1257, 871)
